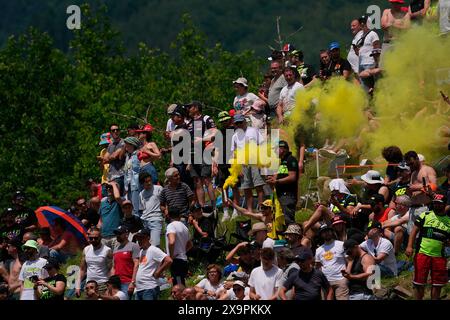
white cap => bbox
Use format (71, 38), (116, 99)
(233, 77), (248, 87)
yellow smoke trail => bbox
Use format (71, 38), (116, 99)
(222, 141), (279, 190)
(267, 191), (286, 240)
(367, 23), (450, 160)
(286, 77), (368, 150)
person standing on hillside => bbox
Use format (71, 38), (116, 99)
(268, 60), (287, 117)
(347, 18), (363, 74)
(101, 124), (126, 195)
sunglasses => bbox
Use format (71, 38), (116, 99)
(88, 237), (100, 241)
(233, 287), (244, 292)
(111, 129), (120, 132)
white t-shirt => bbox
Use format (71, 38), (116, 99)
(18, 258), (49, 300)
(233, 92), (259, 113)
(196, 278), (224, 294)
(230, 127), (265, 153)
(136, 245), (168, 291)
(84, 244), (112, 284)
(139, 185), (164, 221)
(279, 82), (303, 114)
(315, 240), (346, 282)
(358, 30), (379, 66)
(248, 265), (283, 300)
(114, 290), (128, 300)
(165, 221), (190, 260)
(348, 30), (363, 73)
(360, 238), (397, 276)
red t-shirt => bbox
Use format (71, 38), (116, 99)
(113, 241), (140, 283)
(374, 207), (392, 223)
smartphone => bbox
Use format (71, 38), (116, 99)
(29, 275), (39, 283)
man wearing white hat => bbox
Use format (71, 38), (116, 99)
(233, 77), (259, 116)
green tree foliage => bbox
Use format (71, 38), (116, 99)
(0, 4), (262, 210)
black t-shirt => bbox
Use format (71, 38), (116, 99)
(297, 63), (315, 85)
(121, 215), (143, 234)
(187, 115), (216, 158)
(410, 0), (425, 13)
(39, 274), (67, 300)
(13, 207), (37, 229)
(326, 58), (352, 78)
(194, 216), (215, 240)
(283, 268), (330, 301)
(276, 152), (299, 197)
(0, 224), (25, 241)
(390, 180), (410, 199)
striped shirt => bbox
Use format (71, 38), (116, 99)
(159, 182), (194, 214)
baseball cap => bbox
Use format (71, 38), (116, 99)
(167, 104), (178, 115)
(318, 223), (333, 234)
(44, 257), (60, 270)
(8, 237), (22, 249)
(113, 225), (129, 235)
(279, 140), (289, 149)
(135, 229), (150, 237)
(172, 106), (186, 117)
(261, 199), (273, 208)
(366, 220), (382, 232)
(232, 280), (246, 289)
(233, 114), (246, 123)
(364, 194), (385, 206)
(343, 239), (359, 252)
(136, 124), (154, 133)
(233, 77), (248, 87)
(358, 15), (369, 24)
(218, 111), (231, 123)
(397, 161), (410, 171)
(389, 0), (405, 4)
(295, 247), (313, 261)
(329, 41), (340, 50)
(22, 240), (39, 251)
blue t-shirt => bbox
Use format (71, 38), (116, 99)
(99, 198), (122, 237)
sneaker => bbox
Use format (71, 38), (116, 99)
(231, 208), (239, 220)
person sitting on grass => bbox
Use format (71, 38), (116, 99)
(225, 243), (259, 277)
(226, 199), (274, 235)
(284, 223), (310, 255)
(218, 280), (250, 300)
(248, 248), (283, 300)
(194, 264), (224, 300)
(382, 195), (411, 255)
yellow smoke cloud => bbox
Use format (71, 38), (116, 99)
(286, 23), (449, 163)
(286, 77), (368, 149)
(367, 23), (450, 160)
(222, 141), (279, 190)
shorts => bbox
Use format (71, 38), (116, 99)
(413, 252), (448, 286)
(190, 164), (212, 179)
(240, 165), (265, 190)
(170, 259), (189, 286)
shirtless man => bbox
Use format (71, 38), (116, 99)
(6, 239), (22, 300)
(381, 0), (411, 51)
(404, 150), (437, 231)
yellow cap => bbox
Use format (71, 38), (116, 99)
(261, 200), (273, 208)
